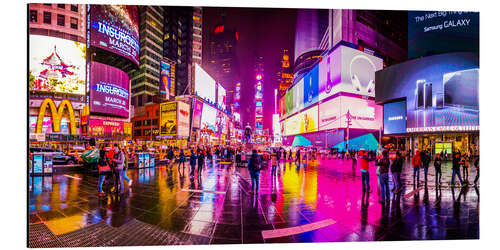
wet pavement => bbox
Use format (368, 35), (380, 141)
(28, 156), (479, 247)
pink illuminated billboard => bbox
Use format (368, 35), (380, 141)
(319, 96), (382, 131)
(90, 61), (130, 118)
(88, 119), (124, 135)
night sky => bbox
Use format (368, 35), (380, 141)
(202, 7), (297, 132)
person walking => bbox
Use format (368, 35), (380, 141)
(97, 150), (111, 197)
(352, 151), (357, 169)
(288, 149), (292, 161)
(295, 149), (301, 166)
(422, 150), (431, 184)
(247, 149), (262, 194)
(283, 149), (287, 163)
(112, 145), (125, 194)
(189, 149), (197, 176)
(462, 153), (470, 183)
(434, 153), (443, 185)
(271, 150), (279, 176)
(451, 152), (465, 187)
(375, 150), (391, 203)
(473, 157), (479, 186)
(391, 151), (404, 193)
(359, 149), (371, 193)
(197, 149), (205, 176)
(412, 150), (422, 186)
(122, 147), (132, 187)
(178, 149), (186, 169)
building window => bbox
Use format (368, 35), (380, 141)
(43, 3), (51, 6)
(134, 129), (142, 136)
(70, 17), (78, 29)
(57, 4), (65, 9)
(30, 10), (37, 22)
(57, 14), (65, 26)
(43, 12), (51, 24)
(70, 4), (78, 12)
(152, 119), (158, 126)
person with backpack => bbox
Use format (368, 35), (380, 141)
(375, 150), (391, 203)
(97, 150), (111, 196)
(434, 153), (443, 185)
(112, 145), (125, 194)
(189, 149), (197, 176)
(359, 149), (371, 193)
(412, 150), (422, 186)
(247, 149), (262, 194)
(422, 150), (431, 184)
(391, 151), (404, 193)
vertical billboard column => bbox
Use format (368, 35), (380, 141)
(160, 102), (178, 137)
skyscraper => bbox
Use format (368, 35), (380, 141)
(277, 49), (294, 98)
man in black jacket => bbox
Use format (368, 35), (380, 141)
(421, 150), (431, 183)
(451, 153), (465, 187)
(376, 151), (391, 203)
(391, 151), (404, 193)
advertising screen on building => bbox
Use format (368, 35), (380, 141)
(30, 116), (70, 134)
(284, 105), (318, 136)
(279, 96), (286, 117)
(319, 96), (382, 131)
(201, 103), (217, 133)
(177, 101), (190, 137)
(160, 60), (175, 97)
(384, 100), (407, 135)
(285, 88), (294, 116)
(89, 61), (130, 118)
(89, 5), (140, 65)
(293, 78), (304, 113)
(319, 45), (383, 100)
(376, 52), (479, 132)
(303, 65), (319, 109)
(195, 64), (216, 103)
(408, 11), (479, 59)
(217, 84), (227, 110)
(29, 35), (86, 96)
(192, 100), (203, 129)
(160, 102), (178, 136)
(88, 119), (124, 135)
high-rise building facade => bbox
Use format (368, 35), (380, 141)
(130, 6), (164, 107)
(254, 56), (264, 133)
(277, 49), (294, 98)
(163, 6), (203, 97)
(29, 3), (86, 43)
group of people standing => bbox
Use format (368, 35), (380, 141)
(96, 144), (131, 197)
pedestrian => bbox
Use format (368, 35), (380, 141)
(97, 150), (111, 196)
(247, 149), (262, 194)
(473, 157), (479, 186)
(271, 150), (279, 176)
(189, 149), (197, 176)
(197, 149), (205, 175)
(296, 149), (301, 166)
(283, 149), (287, 162)
(391, 151), (403, 193)
(462, 153), (470, 183)
(434, 153), (443, 185)
(375, 150), (391, 203)
(412, 150), (422, 186)
(178, 149), (185, 169)
(352, 151), (357, 169)
(288, 150), (292, 161)
(112, 145), (125, 194)
(422, 150), (431, 183)
(451, 152), (465, 187)
(122, 147), (132, 187)
(359, 149), (371, 193)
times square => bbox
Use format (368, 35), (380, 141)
(27, 3), (480, 247)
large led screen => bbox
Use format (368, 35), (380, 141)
(293, 78), (304, 113)
(89, 5), (140, 65)
(408, 11), (479, 59)
(279, 96), (286, 117)
(319, 45), (383, 100)
(200, 103), (217, 133)
(29, 35), (86, 95)
(318, 96), (382, 131)
(192, 101), (203, 129)
(384, 100), (407, 135)
(303, 65), (319, 108)
(195, 64), (216, 103)
(285, 88), (294, 116)
(284, 105), (318, 136)
(90, 61), (130, 118)
(375, 52), (479, 132)
(159, 102), (177, 136)
(217, 84), (227, 110)
(160, 60), (175, 97)
(177, 101), (190, 137)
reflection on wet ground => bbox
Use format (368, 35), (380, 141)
(28, 157), (479, 246)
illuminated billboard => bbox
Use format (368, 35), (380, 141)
(29, 35), (86, 95)
(195, 64), (216, 103)
(285, 88), (294, 116)
(89, 5), (140, 65)
(303, 65), (319, 109)
(200, 103), (217, 133)
(284, 105), (318, 136)
(160, 102), (178, 136)
(279, 96), (286, 117)
(177, 101), (190, 137)
(293, 78), (304, 113)
(160, 60), (175, 97)
(319, 45), (383, 100)
(217, 84), (227, 110)
(192, 100), (203, 129)
(376, 52), (479, 132)
(88, 119), (124, 136)
(319, 96), (382, 131)
(89, 62), (130, 118)
(384, 100), (407, 135)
